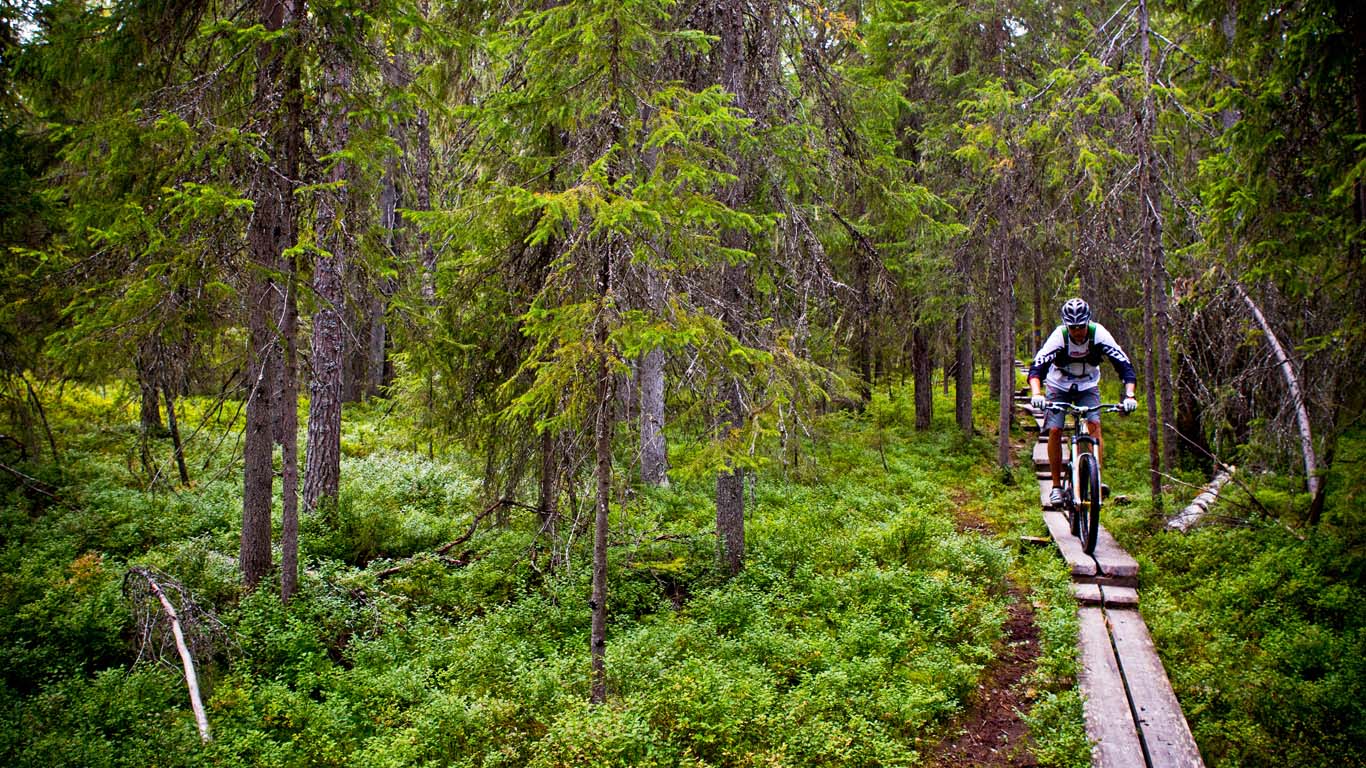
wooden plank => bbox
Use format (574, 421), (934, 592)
(1042, 509), (1097, 577)
(1078, 607), (1147, 768)
(1092, 524), (1140, 578)
(1108, 609), (1205, 768)
(1072, 582), (1104, 605)
(1100, 585), (1139, 607)
(1032, 441), (1051, 467)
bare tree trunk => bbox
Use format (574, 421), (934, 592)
(1138, 0), (1178, 476)
(996, 234), (1015, 470)
(1032, 264), (1043, 352)
(1232, 280), (1321, 499)
(136, 341), (163, 436)
(589, 242), (615, 704)
(717, 376), (745, 576)
(242, 0), (304, 591)
(1143, 263), (1163, 506)
(304, 47), (350, 514)
(913, 326), (932, 430)
(538, 430), (559, 550)
(638, 347), (668, 486)
(163, 385), (189, 486)
(956, 313), (974, 435)
(280, 273), (300, 602)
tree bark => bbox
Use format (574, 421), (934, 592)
(956, 312), (974, 436)
(1138, 0), (1179, 477)
(163, 385), (189, 486)
(638, 346), (668, 486)
(717, 375), (745, 577)
(913, 326), (932, 430)
(304, 47), (351, 515)
(589, 241), (615, 704)
(241, 0), (303, 590)
(136, 340), (163, 436)
(996, 231), (1016, 470)
(538, 429), (558, 551)
(280, 265), (300, 603)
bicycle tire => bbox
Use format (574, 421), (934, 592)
(1077, 452), (1101, 554)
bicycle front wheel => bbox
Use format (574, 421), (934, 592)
(1077, 452), (1101, 554)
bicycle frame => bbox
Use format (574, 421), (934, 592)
(1044, 401), (1122, 554)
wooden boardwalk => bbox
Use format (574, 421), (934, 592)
(1016, 387), (1203, 768)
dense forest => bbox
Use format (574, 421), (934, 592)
(1, 0), (1362, 766)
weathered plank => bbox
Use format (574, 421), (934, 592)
(1071, 583), (1140, 607)
(1093, 524), (1140, 578)
(1032, 441), (1051, 467)
(1100, 585), (1139, 607)
(1078, 607), (1147, 768)
(1109, 609), (1205, 768)
(1072, 582), (1104, 604)
(1042, 509), (1097, 577)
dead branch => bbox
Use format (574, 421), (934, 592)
(124, 567), (214, 743)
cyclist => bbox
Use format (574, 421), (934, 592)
(1028, 298), (1139, 507)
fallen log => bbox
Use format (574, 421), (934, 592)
(1166, 465), (1236, 532)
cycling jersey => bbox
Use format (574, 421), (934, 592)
(1029, 322), (1137, 393)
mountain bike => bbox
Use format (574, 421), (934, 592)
(1044, 402), (1124, 555)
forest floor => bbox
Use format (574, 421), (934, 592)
(924, 496), (1043, 767)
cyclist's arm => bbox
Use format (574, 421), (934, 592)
(1094, 324), (1138, 398)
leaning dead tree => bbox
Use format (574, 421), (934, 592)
(1229, 278), (1321, 501)
(123, 566), (227, 743)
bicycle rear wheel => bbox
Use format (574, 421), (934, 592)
(1077, 452), (1101, 554)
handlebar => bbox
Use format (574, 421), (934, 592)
(1042, 402), (1126, 415)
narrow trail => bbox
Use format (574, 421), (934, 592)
(923, 581), (1041, 767)
(923, 502), (1042, 768)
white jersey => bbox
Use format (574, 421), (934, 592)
(1029, 322), (1137, 393)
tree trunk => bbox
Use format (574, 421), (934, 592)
(1138, 0), (1178, 476)
(538, 429), (559, 552)
(304, 48), (350, 515)
(589, 243), (615, 705)
(956, 312), (974, 435)
(1032, 263), (1043, 352)
(996, 235), (1016, 470)
(136, 342), (163, 436)
(638, 347), (668, 486)
(242, 7), (284, 591)
(717, 376), (745, 577)
(1138, 0), (1172, 505)
(913, 326), (932, 430)
(163, 385), (189, 486)
(280, 267), (300, 603)
(242, 0), (304, 591)
(1143, 264), (1163, 506)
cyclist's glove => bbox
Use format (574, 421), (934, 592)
(1031, 394), (1046, 411)
(1122, 397), (1138, 413)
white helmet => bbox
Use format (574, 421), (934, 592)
(1061, 298), (1092, 326)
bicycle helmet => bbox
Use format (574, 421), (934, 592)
(1060, 297), (1091, 326)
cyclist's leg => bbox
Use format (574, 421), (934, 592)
(1043, 386), (1068, 485)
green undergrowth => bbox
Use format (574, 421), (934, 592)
(1020, 377), (1366, 768)
(1, 382), (1090, 767)
(1129, 426), (1366, 768)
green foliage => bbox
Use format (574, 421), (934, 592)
(1139, 518), (1365, 767)
(0, 383), (1058, 767)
